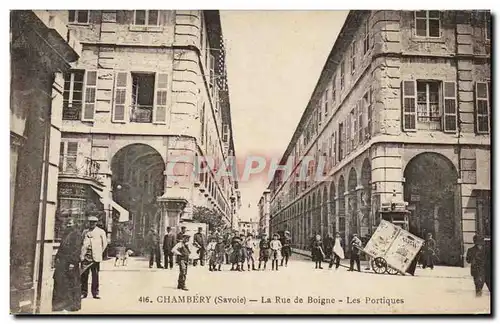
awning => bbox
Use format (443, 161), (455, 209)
(91, 187), (130, 222)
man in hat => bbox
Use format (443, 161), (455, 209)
(146, 225), (163, 269)
(162, 226), (176, 270)
(466, 234), (489, 297)
(80, 216), (107, 299)
(280, 231), (292, 267)
(176, 226), (187, 242)
(171, 234), (191, 291)
(348, 233), (362, 272)
(193, 227), (206, 267)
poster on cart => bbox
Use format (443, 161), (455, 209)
(384, 230), (425, 274)
(363, 220), (400, 258)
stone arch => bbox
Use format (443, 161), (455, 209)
(347, 168), (358, 237)
(329, 180), (337, 234)
(404, 152), (460, 266)
(360, 158), (372, 236)
(111, 143), (165, 250)
(338, 175), (346, 241)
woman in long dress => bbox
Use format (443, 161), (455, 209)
(52, 219), (83, 312)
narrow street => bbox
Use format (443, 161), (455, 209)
(68, 255), (490, 315)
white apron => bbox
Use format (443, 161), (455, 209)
(333, 238), (345, 259)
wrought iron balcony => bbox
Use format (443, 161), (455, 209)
(130, 105), (153, 123)
(417, 115), (442, 131)
(59, 156), (102, 184)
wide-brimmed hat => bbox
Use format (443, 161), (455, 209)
(88, 216), (99, 222)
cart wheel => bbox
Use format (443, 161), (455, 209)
(371, 257), (387, 274)
(386, 267), (399, 275)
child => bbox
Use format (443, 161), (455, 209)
(245, 233), (257, 271)
(280, 231), (292, 267)
(466, 235), (488, 297)
(270, 234), (283, 271)
(206, 236), (217, 271)
(311, 234), (325, 269)
(258, 233), (271, 270)
(214, 236), (226, 271)
(230, 235), (243, 271)
(239, 234), (248, 271)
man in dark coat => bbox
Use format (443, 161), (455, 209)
(466, 235), (489, 297)
(348, 234), (362, 272)
(193, 227), (206, 267)
(146, 226), (163, 268)
(422, 233), (437, 269)
(162, 226), (176, 269)
(52, 219), (82, 312)
(176, 226), (187, 242)
(171, 234), (191, 291)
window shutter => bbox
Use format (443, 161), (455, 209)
(366, 89), (372, 139)
(475, 81), (490, 133)
(153, 73), (168, 124)
(346, 115), (351, 153)
(357, 100), (364, 143)
(332, 131), (336, 165)
(443, 81), (457, 132)
(113, 72), (128, 123)
(402, 80), (417, 131)
(82, 70), (97, 121)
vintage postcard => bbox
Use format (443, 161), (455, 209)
(9, 9), (491, 315)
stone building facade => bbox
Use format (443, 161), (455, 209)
(58, 10), (239, 251)
(267, 10), (491, 266)
(10, 10), (81, 313)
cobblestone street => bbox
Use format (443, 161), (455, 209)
(61, 255), (491, 315)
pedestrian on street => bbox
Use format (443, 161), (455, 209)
(239, 234), (248, 271)
(270, 233), (283, 271)
(171, 234), (191, 291)
(146, 226), (163, 269)
(329, 232), (345, 270)
(280, 231), (292, 267)
(162, 226), (176, 270)
(193, 227), (206, 267)
(466, 234), (489, 297)
(52, 219), (82, 312)
(312, 234), (325, 269)
(422, 233), (437, 270)
(80, 216), (107, 299)
(224, 233), (232, 265)
(176, 226), (187, 242)
(207, 236), (217, 271)
(258, 233), (271, 270)
(230, 234), (244, 271)
(244, 233), (257, 271)
(215, 236), (226, 271)
(348, 234), (362, 272)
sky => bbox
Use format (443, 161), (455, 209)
(220, 11), (348, 220)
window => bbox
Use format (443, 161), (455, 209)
(324, 90), (329, 117)
(475, 82), (490, 133)
(417, 81), (441, 130)
(415, 11), (440, 38)
(200, 103), (206, 145)
(131, 73), (155, 123)
(63, 70), (97, 121)
(340, 62), (345, 90)
(55, 198), (86, 240)
(357, 101), (363, 143)
(134, 10), (160, 26)
(350, 42), (356, 74)
(338, 123), (344, 160)
(364, 90), (372, 139)
(59, 142), (78, 173)
(63, 70), (84, 120)
(222, 124), (229, 142)
(402, 80), (457, 132)
(317, 104), (323, 126)
(68, 10), (90, 24)
(331, 74), (337, 106)
(485, 12), (491, 41)
(363, 20), (370, 54)
(351, 108), (357, 148)
(330, 131), (336, 166)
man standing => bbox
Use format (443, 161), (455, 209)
(80, 216), (107, 299)
(348, 234), (362, 272)
(171, 234), (191, 291)
(146, 226), (163, 269)
(466, 235), (488, 297)
(176, 226), (187, 242)
(422, 233), (437, 270)
(193, 227), (206, 267)
(162, 226), (176, 269)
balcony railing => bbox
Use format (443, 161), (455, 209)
(417, 115), (442, 131)
(130, 105), (152, 123)
(62, 103), (81, 120)
(59, 156), (102, 183)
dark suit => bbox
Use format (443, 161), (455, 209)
(466, 245), (488, 295)
(163, 232), (176, 269)
(193, 232), (206, 266)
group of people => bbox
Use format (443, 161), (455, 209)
(52, 216), (108, 312)
(310, 232), (362, 271)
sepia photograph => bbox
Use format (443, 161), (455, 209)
(8, 7), (492, 315)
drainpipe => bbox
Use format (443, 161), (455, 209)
(455, 12), (465, 267)
(35, 74), (54, 313)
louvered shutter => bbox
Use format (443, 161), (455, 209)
(153, 73), (168, 124)
(366, 89), (372, 139)
(475, 82), (490, 133)
(402, 80), (417, 131)
(82, 70), (97, 121)
(113, 72), (128, 122)
(443, 81), (457, 132)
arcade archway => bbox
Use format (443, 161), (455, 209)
(111, 144), (165, 250)
(404, 152), (459, 265)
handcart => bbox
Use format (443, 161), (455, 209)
(361, 204), (424, 276)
